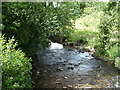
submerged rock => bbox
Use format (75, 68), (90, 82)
(67, 66), (74, 69)
(74, 63), (80, 66)
(78, 62), (83, 64)
(57, 67), (63, 71)
(63, 63), (66, 66)
(69, 63), (74, 65)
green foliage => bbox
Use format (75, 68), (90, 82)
(68, 29), (89, 44)
(115, 57), (120, 70)
(95, 2), (120, 69)
(0, 35), (32, 89)
(97, 2), (118, 56)
(70, 2), (120, 70)
(84, 2), (107, 15)
(106, 44), (118, 60)
(2, 2), (85, 56)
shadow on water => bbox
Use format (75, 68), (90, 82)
(32, 42), (120, 88)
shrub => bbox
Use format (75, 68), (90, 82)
(0, 35), (32, 89)
(115, 57), (120, 70)
(106, 44), (118, 60)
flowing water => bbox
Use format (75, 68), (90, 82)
(33, 42), (120, 88)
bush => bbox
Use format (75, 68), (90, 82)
(115, 57), (120, 70)
(0, 35), (32, 89)
(106, 44), (118, 60)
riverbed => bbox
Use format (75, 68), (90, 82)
(32, 42), (120, 88)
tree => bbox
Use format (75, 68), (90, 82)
(2, 2), (85, 56)
(96, 2), (119, 64)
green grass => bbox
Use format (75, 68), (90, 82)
(74, 11), (103, 31)
(69, 11), (103, 47)
(69, 29), (99, 46)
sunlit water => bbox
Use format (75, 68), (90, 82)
(48, 42), (63, 50)
(34, 42), (120, 88)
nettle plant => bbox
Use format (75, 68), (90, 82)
(0, 35), (32, 89)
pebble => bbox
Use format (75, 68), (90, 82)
(63, 76), (68, 79)
(36, 71), (40, 75)
(63, 87), (67, 89)
(55, 82), (61, 84)
(68, 85), (72, 88)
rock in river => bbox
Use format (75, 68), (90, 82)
(74, 63), (80, 66)
(63, 63), (66, 66)
(67, 66), (74, 69)
(68, 85), (73, 88)
(55, 81), (61, 84)
(57, 67), (63, 71)
(63, 87), (67, 89)
(62, 76), (68, 79)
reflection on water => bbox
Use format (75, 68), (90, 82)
(35, 42), (120, 88)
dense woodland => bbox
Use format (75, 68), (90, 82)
(1, 1), (120, 89)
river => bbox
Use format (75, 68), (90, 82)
(32, 42), (120, 88)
